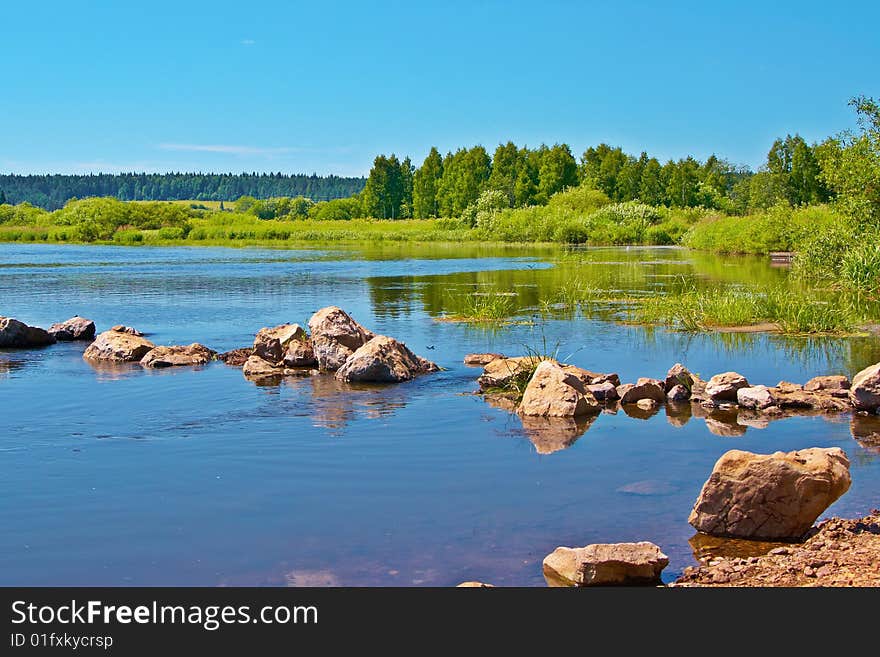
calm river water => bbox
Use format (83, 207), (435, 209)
(1, 243), (878, 585)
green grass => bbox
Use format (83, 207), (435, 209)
(442, 291), (518, 323)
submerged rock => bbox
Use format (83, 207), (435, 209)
(48, 316), (95, 341)
(705, 372), (750, 403)
(218, 348), (252, 366)
(308, 306), (375, 371)
(464, 353), (505, 366)
(0, 316), (55, 348)
(83, 330), (155, 362)
(140, 343), (216, 368)
(253, 323), (307, 364)
(849, 363), (880, 411)
(617, 378), (666, 404)
(518, 360), (601, 418)
(335, 336), (438, 383)
(542, 542), (669, 587)
(688, 447), (851, 540)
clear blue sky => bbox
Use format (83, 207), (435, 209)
(2, 0), (877, 176)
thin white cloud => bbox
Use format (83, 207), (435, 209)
(158, 143), (294, 156)
(241, 39), (255, 46)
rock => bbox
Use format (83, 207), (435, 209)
(517, 360), (600, 417)
(850, 363), (880, 411)
(805, 375), (850, 398)
(283, 339), (317, 367)
(83, 330), (155, 362)
(771, 383), (851, 412)
(140, 343), (216, 368)
(464, 353), (505, 366)
(253, 323), (307, 364)
(665, 363), (694, 393)
(561, 365), (621, 387)
(705, 372), (750, 403)
(477, 356), (539, 390)
(542, 542), (669, 587)
(47, 316), (95, 341)
(587, 381), (618, 401)
(335, 335), (438, 383)
(0, 316), (55, 348)
(218, 348), (252, 366)
(618, 378), (666, 404)
(667, 384), (690, 402)
(688, 447), (852, 540)
(456, 581), (494, 587)
(636, 399), (658, 411)
(242, 354), (282, 379)
(308, 306), (375, 371)
(110, 325), (143, 336)
(737, 385), (775, 410)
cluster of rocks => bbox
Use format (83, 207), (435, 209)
(231, 306), (438, 384)
(471, 354), (880, 427)
(2, 307), (438, 386)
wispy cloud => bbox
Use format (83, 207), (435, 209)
(158, 143), (294, 156)
(241, 39), (255, 46)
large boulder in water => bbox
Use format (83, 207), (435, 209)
(617, 378), (666, 404)
(48, 316), (95, 341)
(253, 323), (307, 364)
(83, 330), (155, 362)
(664, 363), (694, 393)
(688, 447), (851, 540)
(218, 348), (252, 366)
(542, 542), (669, 587)
(0, 317), (55, 348)
(140, 343), (216, 368)
(849, 364), (880, 411)
(283, 339), (317, 368)
(335, 336), (438, 383)
(308, 306), (374, 371)
(518, 360), (600, 417)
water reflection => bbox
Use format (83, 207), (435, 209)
(518, 413), (599, 454)
(83, 359), (144, 380)
(0, 354), (25, 378)
(851, 414), (880, 453)
(688, 532), (788, 563)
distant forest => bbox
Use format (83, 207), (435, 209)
(0, 172), (367, 210)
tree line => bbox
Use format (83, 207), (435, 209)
(0, 172), (366, 210)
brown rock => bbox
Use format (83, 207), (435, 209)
(47, 316), (95, 341)
(335, 335), (438, 383)
(283, 339), (317, 367)
(242, 354), (282, 379)
(517, 360), (600, 417)
(83, 330), (155, 362)
(464, 353), (505, 366)
(252, 323), (307, 364)
(0, 317), (55, 348)
(849, 363), (880, 411)
(665, 363), (694, 392)
(688, 447), (852, 540)
(737, 385), (775, 410)
(667, 384), (690, 402)
(618, 378), (666, 404)
(705, 372), (750, 403)
(477, 356), (540, 390)
(542, 542), (669, 587)
(218, 348), (252, 366)
(140, 343), (216, 368)
(110, 325), (143, 336)
(805, 375), (850, 397)
(561, 365), (620, 387)
(587, 381), (618, 401)
(308, 306), (374, 371)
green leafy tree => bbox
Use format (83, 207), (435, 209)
(487, 141), (521, 207)
(413, 147), (443, 218)
(638, 158), (664, 205)
(536, 144), (578, 203)
(362, 154), (406, 219)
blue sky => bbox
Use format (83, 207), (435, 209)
(2, 0), (877, 176)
